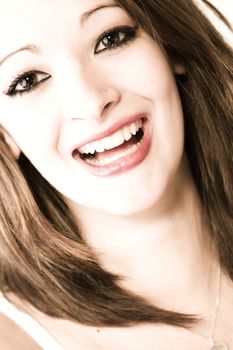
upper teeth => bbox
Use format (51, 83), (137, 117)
(78, 119), (143, 155)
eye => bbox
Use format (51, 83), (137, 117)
(94, 25), (138, 54)
(6, 71), (51, 97)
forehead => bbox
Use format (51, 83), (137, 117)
(0, 0), (117, 20)
(0, 0), (118, 55)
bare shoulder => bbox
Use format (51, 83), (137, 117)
(0, 312), (42, 350)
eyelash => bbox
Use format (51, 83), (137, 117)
(6, 25), (138, 97)
(6, 71), (50, 97)
(94, 25), (138, 54)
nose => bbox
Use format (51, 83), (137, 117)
(61, 65), (120, 121)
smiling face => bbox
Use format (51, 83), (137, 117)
(0, 0), (186, 216)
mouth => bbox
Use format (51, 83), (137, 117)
(72, 116), (151, 177)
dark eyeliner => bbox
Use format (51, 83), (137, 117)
(94, 25), (139, 54)
(6, 70), (50, 97)
(7, 70), (33, 96)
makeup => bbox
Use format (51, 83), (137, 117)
(72, 116), (151, 177)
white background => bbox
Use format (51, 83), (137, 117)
(200, 0), (233, 45)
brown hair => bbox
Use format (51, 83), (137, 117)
(0, 0), (232, 328)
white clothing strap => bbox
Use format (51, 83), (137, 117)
(0, 297), (64, 350)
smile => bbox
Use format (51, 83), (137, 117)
(72, 115), (151, 177)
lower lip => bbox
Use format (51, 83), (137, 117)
(73, 118), (151, 177)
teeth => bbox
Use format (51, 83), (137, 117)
(78, 118), (143, 155)
(89, 145), (96, 155)
(85, 143), (140, 166)
(92, 141), (105, 153)
(123, 125), (132, 141)
(130, 123), (137, 135)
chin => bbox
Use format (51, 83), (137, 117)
(90, 185), (170, 217)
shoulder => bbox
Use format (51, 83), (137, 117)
(0, 313), (42, 350)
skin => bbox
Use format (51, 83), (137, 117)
(0, 314), (42, 350)
(0, 0), (233, 349)
(0, 0), (185, 217)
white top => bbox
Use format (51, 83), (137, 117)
(0, 296), (65, 350)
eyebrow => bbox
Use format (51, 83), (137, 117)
(80, 3), (121, 26)
(0, 2), (120, 66)
(0, 44), (41, 67)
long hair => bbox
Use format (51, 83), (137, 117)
(0, 0), (232, 328)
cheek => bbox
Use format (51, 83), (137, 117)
(123, 43), (185, 179)
(0, 98), (58, 159)
(112, 41), (184, 154)
(107, 37), (174, 98)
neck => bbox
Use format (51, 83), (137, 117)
(69, 159), (218, 319)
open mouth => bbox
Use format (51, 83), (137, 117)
(73, 118), (145, 164)
(72, 117), (151, 176)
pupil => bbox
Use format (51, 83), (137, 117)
(21, 74), (36, 88)
(103, 33), (118, 47)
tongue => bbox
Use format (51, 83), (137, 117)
(95, 137), (136, 161)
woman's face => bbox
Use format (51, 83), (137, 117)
(0, 0), (185, 216)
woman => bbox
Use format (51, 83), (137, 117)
(0, 0), (232, 349)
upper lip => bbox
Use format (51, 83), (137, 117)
(71, 113), (146, 154)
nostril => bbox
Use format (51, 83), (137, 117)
(104, 101), (112, 109)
